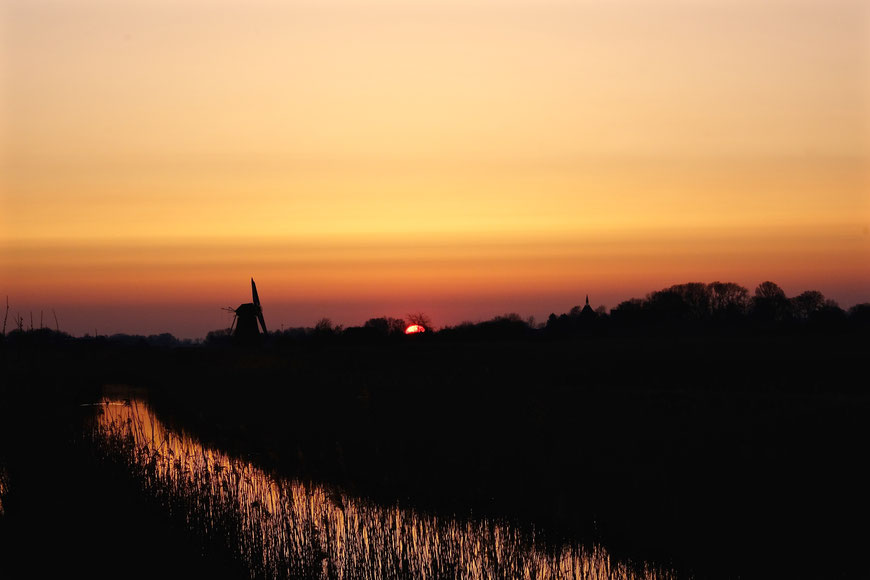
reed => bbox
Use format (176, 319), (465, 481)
(90, 398), (683, 580)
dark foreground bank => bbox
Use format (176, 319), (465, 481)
(2, 331), (868, 578)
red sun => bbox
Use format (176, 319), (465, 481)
(404, 324), (426, 334)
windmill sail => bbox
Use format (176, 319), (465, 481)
(251, 278), (261, 307)
(252, 278), (267, 334)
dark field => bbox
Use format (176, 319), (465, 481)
(1, 331), (868, 578)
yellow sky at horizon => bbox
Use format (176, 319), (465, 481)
(2, 0), (868, 336)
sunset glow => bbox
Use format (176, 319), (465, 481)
(404, 325), (425, 335)
(2, 0), (868, 337)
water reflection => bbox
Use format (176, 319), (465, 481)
(94, 398), (682, 580)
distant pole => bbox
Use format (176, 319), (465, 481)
(40, 310), (44, 329)
(53, 309), (59, 332)
(30, 311), (34, 331)
(2, 296), (8, 336)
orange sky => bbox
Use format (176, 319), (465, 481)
(2, 0), (868, 337)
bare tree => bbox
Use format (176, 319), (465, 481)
(314, 318), (342, 335)
(406, 312), (432, 329)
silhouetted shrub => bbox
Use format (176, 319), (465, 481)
(848, 303), (870, 330)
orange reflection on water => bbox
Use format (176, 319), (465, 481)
(95, 398), (681, 580)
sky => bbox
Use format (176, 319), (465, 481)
(1, 0), (868, 338)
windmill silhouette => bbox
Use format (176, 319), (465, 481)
(229, 278), (268, 339)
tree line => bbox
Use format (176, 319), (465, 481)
(544, 280), (868, 338)
(2, 281), (867, 347)
(257, 280), (869, 343)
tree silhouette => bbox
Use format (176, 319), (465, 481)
(848, 303), (870, 330)
(406, 312), (432, 330)
(671, 282), (712, 320)
(314, 318), (341, 336)
(709, 281), (749, 318)
(363, 317), (406, 337)
(755, 281), (786, 301)
(752, 281), (791, 323)
(610, 298), (645, 329)
(791, 290), (825, 320)
(645, 288), (691, 323)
